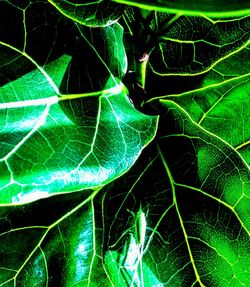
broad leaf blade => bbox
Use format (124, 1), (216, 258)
(148, 15), (250, 76)
(102, 100), (250, 286)
(0, 82), (248, 286)
(48, 0), (124, 27)
(113, 0), (250, 17)
(0, 1), (249, 286)
(0, 3), (158, 204)
(160, 45), (250, 165)
(0, 190), (99, 285)
(0, 64), (158, 204)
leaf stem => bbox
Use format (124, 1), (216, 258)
(136, 59), (148, 89)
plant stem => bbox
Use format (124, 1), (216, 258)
(136, 59), (148, 89)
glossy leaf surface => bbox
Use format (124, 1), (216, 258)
(0, 61), (157, 204)
(0, 2), (158, 204)
(0, 0), (249, 286)
(104, 101), (250, 286)
(0, 102), (249, 286)
(152, 45), (250, 165)
(113, 0), (250, 17)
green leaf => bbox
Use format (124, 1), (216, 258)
(154, 45), (250, 165)
(0, 59), (157, 204)
(121, 10), (249, 100)
(48, 0), (124, 27)
(112, 0), (250, 17)
(148, 15), (250, 76)
(102, 100), (250, 286)
(0, 190), (101, 285)
(1, 1), (249, 285)
(0, 15), (157, 204)
(0, 2), (158, 204)
(74, 22), (128, 80)
(98, 23), (128, 79)
(2, 101), (248, 286)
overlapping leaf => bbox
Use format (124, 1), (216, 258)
(0, 190), (99, 285)
(121, 8), (250, 98)
(153, 45), (250, 165)
(0, 2), (158, 204)
(0, 58), (157, 204)
(112, 0), (250, 17)
(0, 101), (248, 286)
(48, 0), (124, 27)
(103, 100), (250, 286)
(148, 15), (250, 76)
(0, 0), (249, 286)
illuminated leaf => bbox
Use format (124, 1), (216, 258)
(103, 100), (250, 286)
(0, 60), (157, 204)
(0, 3), (157, 204)
(48, 0), (124, 27)
(0, 191), (101, 285)
(155, 45), (250, 165)
(112, 0), (250, 17)
(1, 101), (248, 286)
(0, 0), (249, 286)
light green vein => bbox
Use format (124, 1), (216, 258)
(157, 143), (206, 287)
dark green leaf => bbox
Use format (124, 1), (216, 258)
(0, 2), (158, 204)
(0, 57), (157, 204)
(148, 15), (250, 76)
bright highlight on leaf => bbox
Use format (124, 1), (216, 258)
(0, 0), (249, 286)
(157, 44), (250, 166)
(102, 101), (250, 286)
(112, 0), (250, 17)
(0, 60), (157, 204)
